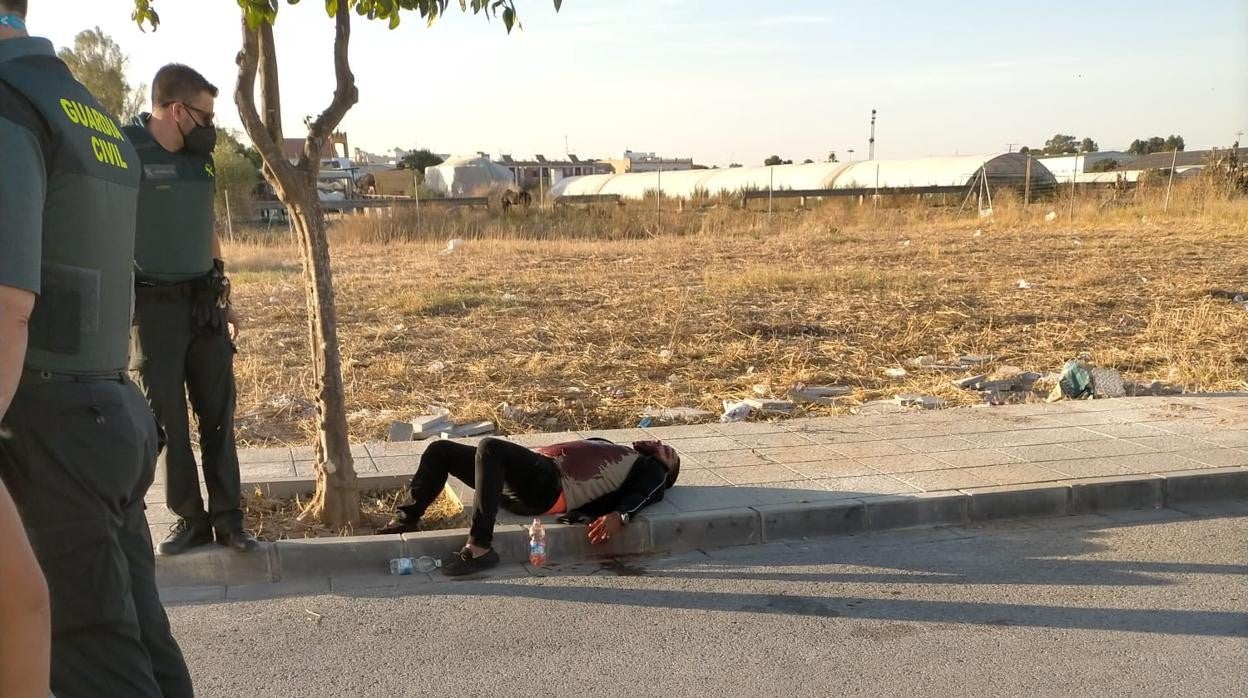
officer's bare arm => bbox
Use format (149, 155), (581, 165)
(0, 479), (51, 698)
(0, 284), (35, 423)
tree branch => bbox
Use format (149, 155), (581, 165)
(303, 0), (358, 167)
(235, 17), (294, 184)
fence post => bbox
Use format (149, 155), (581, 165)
(768, 166), (774, 216)
(1163, 148), (1179, 212)
(224, 190), (235, 243)
(656, 165), (662, 233)
(1067, 152), (1078, 222)
(1024, 155), (1032, 206)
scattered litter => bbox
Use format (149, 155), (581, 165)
(658, 349), (673, 360)
(720, 400), (753, 423)
(606, 386), (629, 399)
(387, 421), (415, 442)
(743, 398), (796, 414)
(953, 374), (990, 390)
(665, 374), (685, 386)
(787, 384), (851, 405)
(958, 354), (995, 366)
(439, 238), (465, 255)
(751, 383), (770, 397)
(426, 360), (447, 374)
(973, 229), (983, 238)
(1128, 380), (1184, 397)
(305, 609), (323, 624)
(1073, 238), (1083, 246)
(501, 293), (518, 302)
(900, 239), (911, 247)
(852, 400), (910, 416)
(1089, 367), (1126, 399)
(978, 208), (993, 219)
(884, 367), (907, 379)
(451, 421), (496, 438)
(1044, 211), (1058, 222)
(746, 366), (756, 375)
(412, 410), (454, 440)
(894, 394), (946, 410)
(1058, 360), (1093, 399)
(1017, 279), (1033, 290)
(640, 407), (714, 422)
(637, 417), (654, 428)
(498, 402), (525, 421)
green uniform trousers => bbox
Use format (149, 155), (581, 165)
(129, 294), (243, 531)
(0, 374), (193, 698)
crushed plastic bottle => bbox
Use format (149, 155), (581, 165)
(390, 556), (441, 575)
(528, 518), (547, 567)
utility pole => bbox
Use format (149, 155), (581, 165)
(868, 109), (877, 160)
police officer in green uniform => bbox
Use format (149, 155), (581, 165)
(123, 64), (259, 556)
(0, 2), (194, 695)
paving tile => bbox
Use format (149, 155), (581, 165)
(1103, 452), (1204, 473)
(1137, 419), (1223, 437)
(960, 463), (1068, 486)
(1081, 422), (1170, 439)
(240, 461), (297, 481)
(365, 441), (429, 458)
(863, 425), (953, 440)
(662, 486), (763, 512)
(729, 431), (818, 449)
(928, 449), (1022, 468)
(692, 450), (771, 468)
(671, 469), (733, 486)
(855, 453), (950, 474)
(663, 436), (742, 453)
(749, 480), (860, 505)
(1125, 435), (1207, 453)
(995, 443), (1089, 463)
(715, 465), (805, 485)
(939, 420), (1019, 435)
(711, 421), (791, 436)
(508, 431), (582, 447)
(372, 455), (421, 475)
(752, 445), (841, 464)
(1199, 431), (1248, 448)
(890, 468), (996, 492)
(825, 440), (914, 459)
(1182, 448), (1248, 468)
(238, 447), (293, 465)
(890, 435), (979, 453)
(785, 458), (877, 479)
(820, 474), (921, 497)
(965, 427), (1102, 448)
(1043, 458), (1142, 479)
(1066, 439), (1159, 457)
(642, 425), (722, 440)
(790, 428), (881, 445)
(580, 428), (651, 443)
(290, 443), (371, 461)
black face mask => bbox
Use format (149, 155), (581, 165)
(178, 110), (217, 156)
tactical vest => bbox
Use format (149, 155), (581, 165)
(123, 117), (216, 284)
(0, 54), (140, 375)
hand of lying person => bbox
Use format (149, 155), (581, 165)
(587, 513), (623, 545)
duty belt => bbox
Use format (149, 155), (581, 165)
(21, 367), (126, 384)
(135, 280), (196, 302)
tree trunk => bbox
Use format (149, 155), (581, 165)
(285, 182), (359, 527)
(235, 8), (361, 527)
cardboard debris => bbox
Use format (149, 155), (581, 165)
(894, 394), (947, 410)
(640, 407), (714, 422)
(744, 398), (796, 414)
(387, 421), (415, 442)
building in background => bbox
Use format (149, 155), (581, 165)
(604, 149), (695, 174)
(497, 154), (613, 190)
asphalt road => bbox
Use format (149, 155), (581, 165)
(167, 502), (1248, 697)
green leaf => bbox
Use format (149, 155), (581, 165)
(502, 6), (514, 32)
(553, 0), (562, 10)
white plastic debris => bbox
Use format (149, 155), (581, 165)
(973, 229), (983, 238)
(1044, 211), (1058, 222)
(884, 367), (907, 379)
(440, 238), (465, 255)
(501, 293), (517, 302)
(658, 349), (673, 360)
(720, 400), (753, 423)
(426, 360), (447, 374)
(1017, 279), (1033, 289)
(752, 383), (770, 397)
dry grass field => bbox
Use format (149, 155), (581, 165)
(224, 182), (1248, 449)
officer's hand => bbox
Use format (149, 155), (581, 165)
(588, 513), (623, 545)
(227, 307), (242, 342)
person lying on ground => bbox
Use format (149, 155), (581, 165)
(377, 437), (681, 576)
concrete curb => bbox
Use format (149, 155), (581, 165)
(158, 467), (1248, 587)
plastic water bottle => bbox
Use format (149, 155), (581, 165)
(390, 556), (441, 575)
(528, 518), (547, 567)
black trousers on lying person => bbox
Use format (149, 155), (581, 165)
(397, 437), (561, 547)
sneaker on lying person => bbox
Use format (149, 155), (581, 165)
(441, 546), (499, 577)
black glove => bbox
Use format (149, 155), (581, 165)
(556, 510), (592, 525)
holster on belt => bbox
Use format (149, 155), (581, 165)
(191, 259), (231, 336)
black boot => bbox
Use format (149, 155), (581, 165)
(215, 527), (260, 553)
(157, 518), (214, 556)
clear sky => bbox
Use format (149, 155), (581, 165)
(27, 0), (1248, 166)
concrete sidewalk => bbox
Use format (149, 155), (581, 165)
(149, 394), (1248, 587)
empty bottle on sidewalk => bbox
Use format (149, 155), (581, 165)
(389, 556), (441, 575)
(528, 518), (547, 567)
